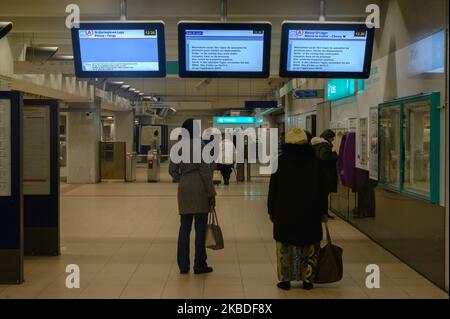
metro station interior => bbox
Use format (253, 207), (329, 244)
(0, 0), (449, 300)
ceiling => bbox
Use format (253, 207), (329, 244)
(1, 0), (377, 109)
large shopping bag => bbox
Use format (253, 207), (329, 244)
(315, 224), (343, 283)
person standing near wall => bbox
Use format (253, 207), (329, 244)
(268, 128), (327, 291)
(311, 129), (339, 219)
(169, 118), (216, 274)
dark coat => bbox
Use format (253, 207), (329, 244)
(311, 137), (338, 193)
(267, 143), (326, 246)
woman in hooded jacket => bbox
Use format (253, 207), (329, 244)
(169, 118), (216, 275)
(311, 129), (339, 219)
(268, 128), (327, 291)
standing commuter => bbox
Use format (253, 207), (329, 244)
(169, 118), (216, 274)
(151, 129), (161, 153)
(311, 129), (339, 220)
(268, 128), (327, 291)
(216, 133), (236, 185)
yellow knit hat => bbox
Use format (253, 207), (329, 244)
(285, 127), (308, 145)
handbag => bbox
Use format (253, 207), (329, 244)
(205, 206), (224, 250)
(315, 223), (343, 283)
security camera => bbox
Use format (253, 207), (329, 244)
(0, 22), (13, 40)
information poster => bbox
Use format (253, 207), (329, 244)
(23, 106), (51, 195)
(356, 117), (369, 170)
(0, 99), (11, 196)
(369, 107), (379, 180)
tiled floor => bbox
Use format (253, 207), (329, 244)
(0, 164), (448, 299)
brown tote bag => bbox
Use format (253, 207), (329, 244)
(315, 224), (343, 283)
(205, 207), (224, 250)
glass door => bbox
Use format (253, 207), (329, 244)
(403, 100), (431, 197)
(379, 105), (401, 190)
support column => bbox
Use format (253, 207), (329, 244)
(66, 98), (101, 184)
(114, 110), (134, 181)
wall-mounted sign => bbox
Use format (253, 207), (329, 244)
(215, 116), (255, 124)
(326, 79), (365, 101)
(0, 99), (11, 196)
(23, 106), (51, 195)
(327, 79), (355, 101)
(293, 89), (324, 99)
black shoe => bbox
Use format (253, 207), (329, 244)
(277, 281), (291, 290)
(180, 269), (189, 274)
(303, 281), (313, 290)
(224, 179), (229, 185)
(194, 267), (213, 274)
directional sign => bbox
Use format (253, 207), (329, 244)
(293, 90), (324, 99)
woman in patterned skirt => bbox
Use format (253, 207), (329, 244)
(268, 128), (328, 290)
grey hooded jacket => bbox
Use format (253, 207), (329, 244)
(169, 151), (216, 215)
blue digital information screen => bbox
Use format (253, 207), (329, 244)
(286, 29), (368, 73)
(178, 22), (271, 78)
(280, 22), (375, 79)
(72, 22), (166, 78)
(78, 29), (160, 72)
(185, 30), (265, 72)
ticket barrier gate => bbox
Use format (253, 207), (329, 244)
(147, 150), (160, 182)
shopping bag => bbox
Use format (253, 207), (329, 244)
(205, 207), (224, 250)
(213, 170), (222, 185)
(315, 224), (343, 283)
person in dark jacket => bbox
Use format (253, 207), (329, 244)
(169, 118), (216, 275)
(311, 129), (339, 219)
(268, 128), (327, 291)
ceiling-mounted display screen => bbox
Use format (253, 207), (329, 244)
(71, 21), (166, 78)
(178, 22), (271, 78)
(280, 21), (375, 79)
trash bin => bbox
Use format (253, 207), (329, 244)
(147, 149), (160, 182)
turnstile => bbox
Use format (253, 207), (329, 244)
(147, 150), (160, 182)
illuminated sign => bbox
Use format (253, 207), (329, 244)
(215, 117), (255, 124)
(326, 79), (365, 101)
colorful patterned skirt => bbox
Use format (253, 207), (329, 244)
(276, 242), (320, 283)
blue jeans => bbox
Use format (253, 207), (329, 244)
(177, 213), (209, 272)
